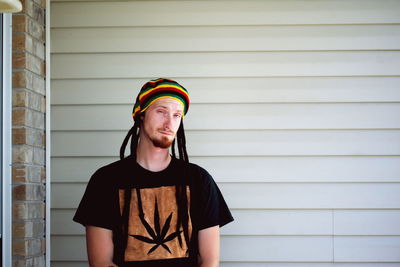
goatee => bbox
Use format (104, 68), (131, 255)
(152, 136), (173, 149)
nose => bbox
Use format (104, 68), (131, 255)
(163, 113), (173, 129)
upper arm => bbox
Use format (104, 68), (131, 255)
(198, 225), (220, 266)
(86, 225), (117, 267)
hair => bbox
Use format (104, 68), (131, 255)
(119, 116), (191, 254)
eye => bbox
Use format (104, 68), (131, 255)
(174, 113), (182, 118)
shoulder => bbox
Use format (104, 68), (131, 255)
(184, 161), (215, 188)
(170, 157), (214, 183)
(189, 162), (212, 178)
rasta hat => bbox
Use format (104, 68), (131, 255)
(132, 78), (190, 120)
(120, 77), (191, 160)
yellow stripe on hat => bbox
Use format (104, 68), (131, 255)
(139, 96), (186, 118)
(139, 84), (189, 101)
(132, 105), (141, 118)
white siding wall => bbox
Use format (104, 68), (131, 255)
(50, 0), (400, 266)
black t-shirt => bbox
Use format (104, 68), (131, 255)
(73, 155), (234, 267)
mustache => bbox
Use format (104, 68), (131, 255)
(157, 128), (174, 135)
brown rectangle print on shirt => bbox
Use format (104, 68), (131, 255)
(119, 186), (192, 261)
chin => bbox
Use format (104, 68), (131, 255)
(152, 136), (173, 149)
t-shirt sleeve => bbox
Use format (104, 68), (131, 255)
(194, 166), (234, 230)
(73, 168), (117, 230)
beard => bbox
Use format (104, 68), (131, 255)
(150, 128), (175, 148)
(151, 135), (173, 149)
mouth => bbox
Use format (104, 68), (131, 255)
(159, 130), (173, 136)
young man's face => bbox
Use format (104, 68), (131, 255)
(140, 98), (184, 149)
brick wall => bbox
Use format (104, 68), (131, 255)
(11, 0), (46, 266)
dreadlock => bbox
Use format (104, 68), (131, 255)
(119, 118), (191, 255)
(173, 122), (190, 251)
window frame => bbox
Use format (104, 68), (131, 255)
(1, 13), (13, 267)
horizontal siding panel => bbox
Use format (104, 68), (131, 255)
(221, 236), (332, 261)
(50, 0), (400, 28)
(335, 237), (400, 262)
(51, 209), (332, 236)
(52, 183), (400, 209)
(52, 236), (86, 261)
(51, 235), (332, 261)
(51, 25), (400, 53)
(191, 156), (400, 183)
(223, 210), (333, 235)
(51, 51), (400, 79)
(334, 210), (400, 235)
(51, 130), (400, 157)
(51, 157), (114, 183)
(51, 156), (400, 183)
(52, 210), (82, 235)
(51, 103), (400, 131)
(51, 77), (400, 105)
(217, 183), (400, 209)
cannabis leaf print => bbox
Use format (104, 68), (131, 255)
(130, 188), (182, 254)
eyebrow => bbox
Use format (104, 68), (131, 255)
(155, 105), (183, 114)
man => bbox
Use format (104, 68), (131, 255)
(73, 78), (234, 267)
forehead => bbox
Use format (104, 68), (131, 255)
(149, 97), (184, 112)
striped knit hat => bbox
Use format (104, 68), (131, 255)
(132, 78), (190, 120)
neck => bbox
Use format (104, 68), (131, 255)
(136, 134), (171, 172)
